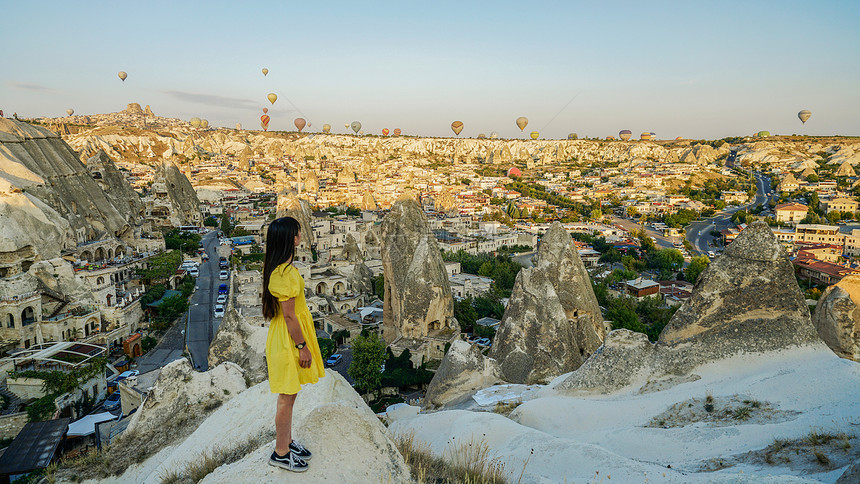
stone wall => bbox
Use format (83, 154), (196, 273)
(0, 412), (27, 440)
(7, 377), (46, 400)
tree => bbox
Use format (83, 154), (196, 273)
(372, 275), (385, 300)
(626, 206), (639, 218)
(348, 332), (387, 394)
(220, 214), (233, 236)
(685, 256), (710, 283)
(317, 338), (337, 360)
(203, 216), (218, 227)
(806, 173), (819, 183)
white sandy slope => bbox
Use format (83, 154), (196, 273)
(389, 345), (860, 483)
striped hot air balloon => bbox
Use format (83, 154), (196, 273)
(393, 128), (401, 136)
(451, 121), (464, 136)
(619, 130), (632, 141)
(640, 132), (651, 140)
(260, 115), (270, 131)
(382, 128), (389, 136)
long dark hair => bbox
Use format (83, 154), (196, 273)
(262, 216), (300, 319)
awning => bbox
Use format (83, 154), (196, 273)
(67, 412), (119, 437)
(0, 418), (70, 477)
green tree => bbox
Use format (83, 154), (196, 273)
(806, 173), (819, 183)
(626, 206), (639, 218)
(348, 332), (387, 394)
(220, 214), (233, 236)
(318, 338), (337, 360)
(203, 216), (218, 227)
(372, 275), (385, 300)
(137, 251), (181, 284)
(685, 256), (710, 283)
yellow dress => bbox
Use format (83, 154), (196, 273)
(265, 263), (325, 394)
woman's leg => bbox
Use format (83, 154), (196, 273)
(275, 392), (298, 455)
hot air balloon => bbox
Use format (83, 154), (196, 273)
(267, 93), (278, 105)
(640, 132), (651, 140)
(490, 132), (499, 139)
(200, 119), (209, 129)
(757, 131), (770, 137)
(262, 108), (268, 114)
(190, 117), (201, 128)
(118, 71), (127, 82)
(323, 124), (331, 134)
(451, 121), (464, 136)
(650, 132), (656, 140)
(798, 110), (812, 124)
(530, 131), (539, 140)
(260, 115), (270, 131)
(568, 133), (578, 140)
(382, 128), (390, 136)
(619, 130), (632, 141)
(351, 121), (361, 134)
(262, 68), (269, 76)
(393, 128), (401, 136)
(66, 109), (74, 116)
(294, 118), (306, 132)
(307, 122), (311, 128)
(359, 130), (364, 135)
(516, 117), (528, 132)
(507, 167), (522, 177)
(477, 133), (487, 139)
(344, 123), (350, 128)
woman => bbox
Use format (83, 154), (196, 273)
(262, 216), (325, 472)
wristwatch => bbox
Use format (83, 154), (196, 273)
(295, 342), (306, 350)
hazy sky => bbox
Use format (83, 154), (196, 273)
(3, 1), (858, 139)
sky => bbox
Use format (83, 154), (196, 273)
(2, 0), (859, 139)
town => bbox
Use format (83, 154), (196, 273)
(1, 107), (859, 482)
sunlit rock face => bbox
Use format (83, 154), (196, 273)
(813, 274), (860, 361)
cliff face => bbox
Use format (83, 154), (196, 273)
(85, 149), (144, 226)
(0, 119), (145, 259)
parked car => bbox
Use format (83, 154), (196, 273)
(475, 338), (492, 347)
(214, 305), (225, 318)
(189, 268), (199, 277)
(218, 283), (228, 295)
(115, 370), (139, 382)
(216, 294), (228, 304)
(103, 391), (121, 411)
(325, 354), (343, 367)
(219, 270), (228, 280)
(708, 251), (716, 258)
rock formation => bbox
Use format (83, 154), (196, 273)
(660, 220), (819, 349)
(812, 274), (860, 361)
(85, 150), (144, 227)
(341, 233), (363, 264)
(0, 118), (146, 249)
(380, 198), (457, 343)
(490, 222), (606, 384)
(556, 221), (826, 394)
(208, 307), (269, 384)
(149, 160), (202, 227)
(125, 103), (144, 115)
(424, 340), (501, 408)
(275, 190), (314, 261)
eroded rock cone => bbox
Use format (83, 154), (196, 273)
(490, 222), (605, 384)
(660, 220), (819, 351)
(813, 274), (860, 361)
(424, 340), (501, 409)
(380, 198), (456, 343)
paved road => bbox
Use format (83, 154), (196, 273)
(329, 344), (354, 385)
(685, 164), (773, 256)
(610, 216), (679, 251)
(135, 317), (185, 373)
(186, 231), (221, 370)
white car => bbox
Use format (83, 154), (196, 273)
(214, 305), (225, 318)
(189, 268), (199, 277)
(708, 251), (716, 258)
(216, 294), (227, 304)
(219, 270), (228, 280)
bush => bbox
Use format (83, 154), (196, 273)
(318, 338), (337, 360)
(142, 336), (158, 353)
(347, 332), (386, 394)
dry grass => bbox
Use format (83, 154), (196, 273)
(396, 432), (509, 484)
(157, 431), (275, 484)
(493, 400), (523, 416)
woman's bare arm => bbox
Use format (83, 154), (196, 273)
(280, 298), (312, 368)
